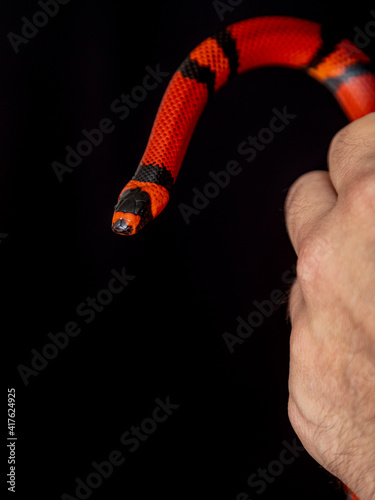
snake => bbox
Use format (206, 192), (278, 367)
(110, 16), (374, 499)
(111, 15), (375, 236)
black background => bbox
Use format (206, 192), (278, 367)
(3, 0), (374, 499)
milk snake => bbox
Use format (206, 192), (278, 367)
(111, 16), (375, 236)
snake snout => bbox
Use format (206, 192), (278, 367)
(112, 218), (134, 235)
(111, 212), (142, 236)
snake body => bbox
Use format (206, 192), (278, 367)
(111, 16), (375, 236)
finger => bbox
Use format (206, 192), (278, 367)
(328, 112), (375, 196)
(285, 170), (337, 255)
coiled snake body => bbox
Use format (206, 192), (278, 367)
(111, 16), (375, 236)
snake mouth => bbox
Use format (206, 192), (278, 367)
(111, 212), (141, 236)
(112, 218), (134, 235)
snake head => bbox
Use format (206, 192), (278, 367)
(112, 187), (152, 235)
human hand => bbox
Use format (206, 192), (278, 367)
(285, 113), (375, 499)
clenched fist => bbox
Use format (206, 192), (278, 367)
(285, 113), (375, 499)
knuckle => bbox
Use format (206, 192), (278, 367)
(285, 173), (318, 239)
(329, 113), (375, 168)
(328, 124), (351, 165)
(285, 176), (302, 216)
(345, 171), (375, 218)
(296, 235), (333, 293)
(285, 171), (319, 214)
